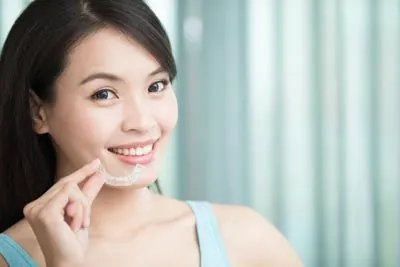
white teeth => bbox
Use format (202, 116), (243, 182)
(144, 145), (152, 154)
(110, 144), (153, 156)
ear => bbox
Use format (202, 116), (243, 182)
(29, 90), (49, 134)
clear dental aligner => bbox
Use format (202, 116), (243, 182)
(98, 163), (144, 186)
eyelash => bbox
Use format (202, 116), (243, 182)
(90, 79), (170, 101)
(148, 79), (170, 94)
(91, 88), (118, 101)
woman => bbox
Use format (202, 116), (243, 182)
(0, 0), (303, 266)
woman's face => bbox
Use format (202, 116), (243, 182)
(36, 28), (178, 188)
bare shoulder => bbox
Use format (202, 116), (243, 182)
(2, 220), (43, 265)
(211, 204), (304, 267)
(0, 255), (7, 267)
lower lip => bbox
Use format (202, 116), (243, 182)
(109, 143), (157, 165)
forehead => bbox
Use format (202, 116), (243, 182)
(61, 28), (161, 82)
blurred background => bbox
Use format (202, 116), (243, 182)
(1, 0), (399, 266)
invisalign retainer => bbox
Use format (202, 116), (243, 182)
(98, 163), (144, 187)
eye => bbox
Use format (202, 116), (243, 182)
(91, 88), (118, 101)
(148, 80), (169, 94)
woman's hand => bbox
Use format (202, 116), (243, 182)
(23, 159), (104, 267)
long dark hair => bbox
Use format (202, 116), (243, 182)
(0, 0), (176, 232)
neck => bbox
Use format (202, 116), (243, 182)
(89, 186), (160, 238)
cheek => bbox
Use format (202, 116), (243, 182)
(75, 114), (99, 138)
(154, 93), (178, 131)
(52, 109), (95, 140)
(46, 104), (116, 157)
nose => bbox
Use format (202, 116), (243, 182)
(121, 97), (156, 133)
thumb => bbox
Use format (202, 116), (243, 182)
(81, 172), (105, 205)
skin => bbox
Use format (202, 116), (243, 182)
(1, 28), (303, 267)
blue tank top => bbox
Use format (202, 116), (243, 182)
(0, 201), (230, 266)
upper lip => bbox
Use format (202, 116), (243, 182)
(108, 139), (158, 149)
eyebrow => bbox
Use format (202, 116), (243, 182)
(149, 66), (167, 77)
(79, 67), (167, 85)
(79, 72), (121, 85)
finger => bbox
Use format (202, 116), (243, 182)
(64, 158), (101, 183)
(82, 208), (90, 229)
(82, 200), (90, 228)
(43, 183), (82, 224)
(81, 172), (105, 205)
(65, 186), (90, 231)
(70, 201), (83, 232)
(30, 186), (69, 212)
(66, 201), (78, 217)
(23, 202), (44, 222)
(33, 159), (101, 207)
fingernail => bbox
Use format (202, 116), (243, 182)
(97, 171), (105, 180)
(93, 158), (101, 166)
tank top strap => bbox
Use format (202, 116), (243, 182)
(186, 201), (230, 267)
(0, 233), (37, 267)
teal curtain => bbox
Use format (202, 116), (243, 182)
(2, 1), (399, 266)
(170, 1), (400, 266)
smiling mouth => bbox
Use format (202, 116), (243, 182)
(107, 143), (154, 157)
(106, 140), (158, 166)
